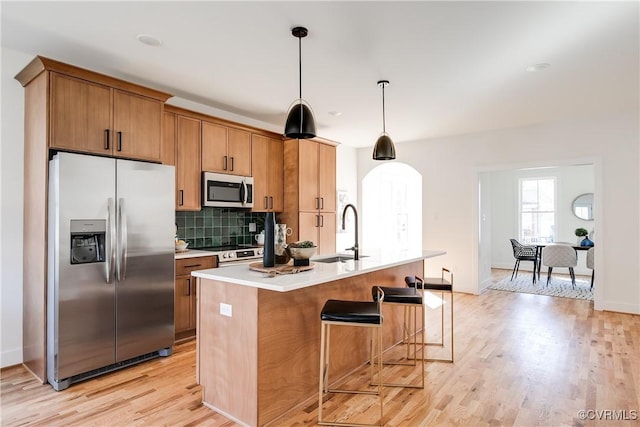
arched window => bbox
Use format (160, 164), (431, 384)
(362, 163), (422, 252)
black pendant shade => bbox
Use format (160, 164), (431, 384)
(284, 26), (316, 139)
(372, 80), (396, 160)
(285, 99), (316, 139)
(372, 133), (396, 160)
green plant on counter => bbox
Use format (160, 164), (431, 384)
(289, 240), (316, 248)
(575, 228), (589, 237)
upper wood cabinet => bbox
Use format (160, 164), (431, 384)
(280, 138), (338, 255)
(297, 139), (336, 213)
(49, 72), (164, 162)
(175, 115), (202, 211)
(202, 121), (251, 176)
(251, 134), (284, 212)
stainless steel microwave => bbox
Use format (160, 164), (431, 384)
(202, 172), (254, 208)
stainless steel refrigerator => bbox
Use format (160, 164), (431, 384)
(47, 152), (175, 391)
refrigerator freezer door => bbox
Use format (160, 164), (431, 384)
(48, 153), (117, 382)
(115, 159), (175, 362)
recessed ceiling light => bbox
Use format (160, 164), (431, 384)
(526, 63), (550, 72)
(328, 111), (343, 117)
(136, 34), (163, 47)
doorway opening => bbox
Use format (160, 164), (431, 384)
(362, 163), (422, 252)
(478, 164), (595, 301)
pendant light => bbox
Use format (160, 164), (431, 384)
(372, 80), (396, 160)
(284, 26), (316, 139)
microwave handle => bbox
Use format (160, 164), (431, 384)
(241, 179), (248, 205)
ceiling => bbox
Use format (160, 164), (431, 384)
(2, 1), (638, 148)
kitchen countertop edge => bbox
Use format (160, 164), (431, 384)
(191, 250), (446, 292)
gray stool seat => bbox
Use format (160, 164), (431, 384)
(320, 299), (382, 324)
(371, 286), (422, 305)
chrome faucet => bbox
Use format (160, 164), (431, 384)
(341, 203), (359, 260)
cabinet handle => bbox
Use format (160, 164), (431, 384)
(320, 197), (324, 210)
(320, 215), (324, 227)
(184, 264), (202, 268)
(315, 197), (320, 210)
(230, 157), (235, 171)
(264, 196), (268, 210)
(186, 278), (191, 296)
(179, 190), (184, 206)
(223, 156), (228, 170)
(269, 196), (273, 210)
(315, 215), (320, 228)
(104, 129), (110, 150)
(117, 132), (122, 151)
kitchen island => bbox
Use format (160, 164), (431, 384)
(192, 249), (445, 426)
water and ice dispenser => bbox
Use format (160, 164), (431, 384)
(70, 219), (106, 265)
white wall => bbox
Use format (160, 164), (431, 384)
(1, 47), (32, 367)
(489, 165), (595, 275)
(357, 112), (640, 314)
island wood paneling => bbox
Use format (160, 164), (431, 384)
(197, 260), (423, 426)
(198, 279), (259, 425)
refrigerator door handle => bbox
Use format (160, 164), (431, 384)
(117, 198), (128, 280)
(106, 198), (116, 283)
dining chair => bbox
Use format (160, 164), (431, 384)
(542, 244), (578, 288)
(586, 247), (595, 290)
(509, 239), (539, 281)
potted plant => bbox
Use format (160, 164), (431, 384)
(575, 227), (593, 246)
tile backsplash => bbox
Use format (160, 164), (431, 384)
(175, 208), (267, 248)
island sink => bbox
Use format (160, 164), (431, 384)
(314, 254), (369, 263)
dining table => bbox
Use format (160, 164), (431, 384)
(532, 243), (593, 282)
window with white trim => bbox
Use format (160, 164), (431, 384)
(519, 177), (555, 243)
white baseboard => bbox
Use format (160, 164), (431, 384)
(1, 347), (23, 368)
(599, 300), (640, 315)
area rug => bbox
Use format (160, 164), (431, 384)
(488, 274), (593, 300)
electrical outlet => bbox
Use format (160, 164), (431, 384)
(220, 303), (232, 317)
(249, 222), (257, 232)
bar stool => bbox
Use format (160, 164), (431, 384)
(370, 286), (425, 389)
(405, 267), (454, 363)
(318, 292), (385, 427)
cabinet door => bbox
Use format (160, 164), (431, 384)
(50, 73), (112, 155)
(251, 135), (270, 211)
(318, 213), (337, 255)
(227, 128), (252, 176)
(175, 276), (192, 334)
(201, 121), (228, 173)
(176, 116), (201, 211)
(162, 111), (176, 166)
(113, 90), (163, 162)
(318, 143), (336, 212)
(299, 212), (319, 246)
(298, 139), (320, 211)
(268, 137), (284, 212)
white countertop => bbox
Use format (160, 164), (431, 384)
(175, 249), (218, 260)
(191, 249), (446, 292)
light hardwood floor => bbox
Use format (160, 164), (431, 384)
(2, 272), (639, 426)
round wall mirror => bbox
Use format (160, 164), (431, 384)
(572, 193), (594, 221)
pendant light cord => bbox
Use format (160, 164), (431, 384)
(381, 84), (386, 134)
(298, 35), (302, 99)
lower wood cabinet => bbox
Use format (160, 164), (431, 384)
(175, 256), (217, 342)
